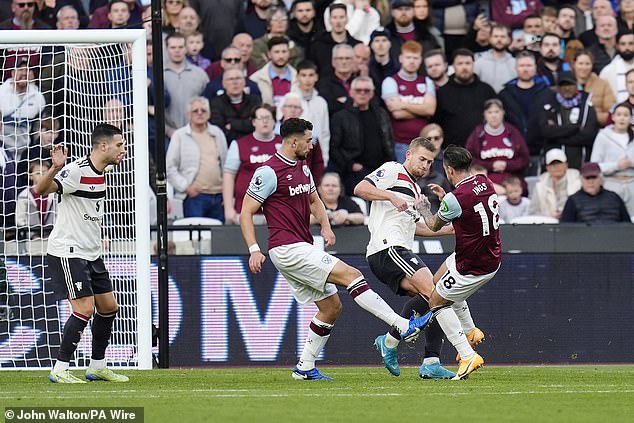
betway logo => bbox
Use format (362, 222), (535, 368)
(250, 153), (272, 164)
(289, 183), (310, 196)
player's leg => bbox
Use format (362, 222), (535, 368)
(86, 259), (128, 382)
(430, 255), (493, 379)
(434, 261), (485, 359)
(293, 293), (342, 381)
(48, 256), (93, 383)
(327, 260), (430, 338)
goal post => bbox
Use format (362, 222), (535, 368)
(0, 30), (152, 370)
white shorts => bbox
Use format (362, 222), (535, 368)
(268, 242), (340, 305)
(434, 253), (499, 303)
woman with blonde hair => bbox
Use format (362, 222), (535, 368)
(162, 0), (187, 32)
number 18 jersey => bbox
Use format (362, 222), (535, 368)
(438, 174), (501, 275)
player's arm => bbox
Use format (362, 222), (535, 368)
(34, 144), (67, 195)
(239, 166), (277, 273)
(354, 179), (408, 211)
(310, 190), (336, 247)
(415, 221), (454, 237)
(417, 191), (462, 232)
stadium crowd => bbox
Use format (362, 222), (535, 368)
(1, 0), (634, 241)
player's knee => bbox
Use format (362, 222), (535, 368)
(345, 266), (363, 284)
(96, 306), (119, 317)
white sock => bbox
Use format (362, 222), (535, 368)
(452, 301), (476, 333)
(434, 307), (474, 360)
(347, 278), (408, 333)
(297, 317), (334, 371)
(88, 358), (106, 370)
(53, 360), (69, 372)
(423, 356), (440, 365)
(384, 333), (400, 349)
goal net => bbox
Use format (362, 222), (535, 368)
(0, 30), (152, 369)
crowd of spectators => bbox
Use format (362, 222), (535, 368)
(1, 0), (634, 240)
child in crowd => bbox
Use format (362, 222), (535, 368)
(498, 176), (531, 223)
(15, 161), (57, 239)
(185, 31), (211, 71)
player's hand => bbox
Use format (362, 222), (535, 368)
(249, 251), (266, 273)
(427, 183), (446, 200)
(414, 196), (431, 214)
(389, 193), (408, 212)
(321, 227), (336, 247)
(50, 144), (68, 170)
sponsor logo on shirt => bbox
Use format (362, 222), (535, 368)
(289, 183), (310, 196)
(250, 153), (272, 163)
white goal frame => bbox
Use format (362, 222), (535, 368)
(0, 30), (152, 370)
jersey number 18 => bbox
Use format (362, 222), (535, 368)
(473, 195), (499, 236)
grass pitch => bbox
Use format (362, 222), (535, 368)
(1, 366), (633, 423)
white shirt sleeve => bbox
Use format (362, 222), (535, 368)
(365, 162), (398, 190)
(53, 162), (81, 195)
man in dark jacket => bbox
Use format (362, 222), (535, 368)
(308, 3), (360, 76)
(433, 48), (496, 147)
(329, 76), (395, 195)
(534, 71), (598, 170)
(287, 0), (318, 53)
(387, 0), (440, 60)
(209, 69), (261, 143)
(316, 44), (355, 116)
(499, 50), (549, 174)
(560, 162), (631, 223)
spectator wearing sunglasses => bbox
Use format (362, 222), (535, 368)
(0, 0), (51, 29)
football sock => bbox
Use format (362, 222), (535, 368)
(434, 306), (474, 360)
(297, 317), (334, 371)
(424, 319), (444, 359)
(56, 312), (90, 364)
(451, 301), (476, 334)
(422, 356), (440, 365)
(387, 294), (430, 345)
(91, 310), (117, 361)
(347, 277), (408, 333)
(384, 333), (400, 349)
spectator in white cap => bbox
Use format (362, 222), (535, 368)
(527, 148), (581, 219)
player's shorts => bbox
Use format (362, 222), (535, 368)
(47, 255), (113, 301)
(434, 253), (499, 303)
(268, 242), (339, 305)
(367, 246), (428, 296)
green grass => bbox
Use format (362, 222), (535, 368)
(1, 366), (634, 423)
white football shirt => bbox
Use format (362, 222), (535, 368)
(47, 156), (106, 260)
(365, 161), (422, 256)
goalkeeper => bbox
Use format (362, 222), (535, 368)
(35, 124), (129, 384)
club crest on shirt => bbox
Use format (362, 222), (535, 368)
(416, 83), (427, 94)
(302, 165), (310, 176)
(321, 255), (332, 264)
(440, 199), (449, 213)
(251, 146), (259, 152)
(503, 137), (512, 147)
